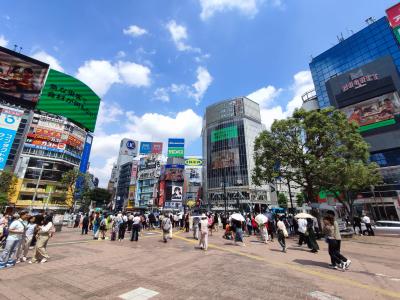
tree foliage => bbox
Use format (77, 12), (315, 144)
(277, 193), (288, 208)
(253, 108), (382, 220)
(296, 193), (305, 207)
(85, 188), (111, 210)
(0, 170), (17, 210)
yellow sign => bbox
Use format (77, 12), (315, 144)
(185, 158), (203, 166)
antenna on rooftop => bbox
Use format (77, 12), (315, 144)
(18, 47), (22, 53)
(13, 44), (18, 51)
(365, 17), (376, 25)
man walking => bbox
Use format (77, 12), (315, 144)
(199, 214), (209, 250)
(0, 211), (28, 269)
(161, 213), (172, 243)
(130, 214), (141, 242)
(362, 214), (374, 236)
(297, 218), (308, 246)
(81, 213), (89, 235)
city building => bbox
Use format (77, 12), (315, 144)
(0, 46), (101, 211)
(308, 11), (400, 220)
(115, 161), (133, 211)
(202, 97), (275, 212)
(136, 155), (161, 209)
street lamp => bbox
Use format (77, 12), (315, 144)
(30, 161), (50, 213)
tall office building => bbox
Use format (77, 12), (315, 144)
(202, 97), (275, 211)
(308, 10), (400, 220)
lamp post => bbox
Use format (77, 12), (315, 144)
(221, 168), (227, 217)
(30, 161), (49, 213)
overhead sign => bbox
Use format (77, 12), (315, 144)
(168, 138), (184, 157)
(119, 138), (138, 157)
(79, 134), (93, 173)
(185, 157), (203, 166)
(0, 105), (23, 170)
(139, 141), (163, 155)
(211, 125), (238, 142)
(386, 3), (400, 28)
(140, 142), (152, 154)
(36, 69), (101, 132)
(0, 46), (49, 105)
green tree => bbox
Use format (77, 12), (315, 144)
(0, 170), (17, 210)
(253, 108), (381, 221)
(277, 193), (288, 208)
(61, 169), (82, 208)
(85, 188), (111, 210)
(296, 193), (304, 207)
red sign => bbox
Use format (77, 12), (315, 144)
(26, 138), (66, 150)
(67, 135), (83, 149)
(387, 3), (400, 28)
(158, 181), (165, 207)
(151, 142), (163, 154)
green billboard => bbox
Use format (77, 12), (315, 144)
(37, 69), (100, 132)
(168, 147), (185, 157)
(211, 125), (238, 142)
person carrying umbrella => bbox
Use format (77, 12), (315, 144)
(255, 214), (269, 244)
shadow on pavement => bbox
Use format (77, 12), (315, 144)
(292, 259), (330, 269)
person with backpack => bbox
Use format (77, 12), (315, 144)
(161, 213), (172, 243)
(277, 216), (289, 252)
(99, 213), (107, 240)
(0, 211), (28, 269)
(29, 215), (54, 264)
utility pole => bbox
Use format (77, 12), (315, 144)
(287, 178), (294, 214)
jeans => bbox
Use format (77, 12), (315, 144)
(131, 225), (139, 241)
(327, 239), (347, 265)
(235, 228), (244, 242)
(0, 239), (20, 265)
(16, 236), (33, 259)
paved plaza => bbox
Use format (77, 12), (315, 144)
(0, 228), (399, 300)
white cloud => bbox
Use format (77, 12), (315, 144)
(117, 61), (151, 87)
(0, 35), (9, 47)
(96, 102), (124, 133)
(75, 59), (151, 97)
(191, 66), (213, 105)
(199, 0), (260, 20)
(91, 107), (202, 186)
(247, 70), (314, 129)
(247, 85), (282, 108)
(31, 51), (64, 72)
(116, 50), (126, 58)
(166, 20), (200, 53)
(153, 87), (170, 103)
(123, 25), (148, 37)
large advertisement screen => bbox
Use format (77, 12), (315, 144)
(211, 148), (239, 169)
(0, 46), (49, 105)
(0, 105), (23, 170)
(211, 125), (238, 142)
(36, 69), (100, 132)
(341, 92), (400, 132)
(168, 138), (184, 157)
(164, 164), (185, 181)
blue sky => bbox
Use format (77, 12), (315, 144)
(0, 0), (397, 186)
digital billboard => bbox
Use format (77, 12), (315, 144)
(0, 46), (49, 105)
(341, 92), (400, 132)
(168, 138), (184, 157)
(211, 148), (239, 169)
(211, 125), (238, 142)
(164, 164), (185, 181)
(79, 134), (93, 173)
(36, 69), (100, 132)
(325, 56), (400, 109)
(0, 105), (23, 170)
(185, 167), (202, 183)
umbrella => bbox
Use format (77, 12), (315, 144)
(230, 213), (245, 222)
(255, 214), (268, 225)
(294, 213), (315, 219)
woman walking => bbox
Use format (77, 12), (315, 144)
(199, 214), (209, 250)
(277, 216), (288, 252)
(29, 215), (54, 264)
(306, 218), (319, 253)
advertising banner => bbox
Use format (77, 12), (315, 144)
(211, 125), (238, 142)
(341, 92), (400, 132)
(211, 148), (239, 169)
(128, 185), (136, 202)
(79, 134), (93, 173)
(185, 157), (203, 166)
(164, 164), (185, 181)
(386, 3), (400, 28)
(119, 139), (138, 156)
(159, 181), (165, 207)
(0, 46), (49, 104)
(139, 141), (152, 154)
(151, 142), (163, 154)
(130, 161), (139, 185)
(168, 138), (184, 157)
(36, 69), (100, 132)
(0, 105), (23, 170)
(171, 185), (183, 201)
(185, 167), (202, 183)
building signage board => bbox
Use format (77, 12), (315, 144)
(0, 46), (49, 105)
(151, 142), (163, 154)
(79, 134), (93, 173)
(211, 125), (238, 142)
(0, 105), (23, 170)
(119, 139), (138, 157)
(139, 141), (163, 155)
(185, 157), (203, 166)
(36, 69), (100, 132)
(139, 142), (152, 154)
(168, 138), (185, 157)
(386, 3), (400, 28)
(211, 148), (239, 169)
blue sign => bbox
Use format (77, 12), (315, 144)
(126, 140), (136, 150)
(79, 134), (93, 173)
(168, 138), (185, 148)
(140, 142), (152, 154)
(165, 164), (185, 169)
(0, 128), (17, 170)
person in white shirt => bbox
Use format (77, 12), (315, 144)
(199, 214), (209, 251)
(297, 218), (308, 246)
(277, 216), (289, 252)
(17, 215), (36, 262)
(0, 211), (28, 268)
(29, 215), (54, 264)
(130, 214), (141, 242)
(362, 214), (374, 236)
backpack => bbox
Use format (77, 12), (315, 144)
(163, 219), (171, 232)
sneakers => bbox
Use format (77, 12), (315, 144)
(344, 260), (352, 269)
(339, 262), (346, 271)
(328, 264), (338, 270)
(21, 257), (27, 262)
(40, 258), (47, 264)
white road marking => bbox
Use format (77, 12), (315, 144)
(374, 273), (400, 281)
(119, 287), (159, 300)
(309, 291), (342, 300)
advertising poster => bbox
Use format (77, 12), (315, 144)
(211, 148), (239, 169)
(211, 125), (238, 142)
(36, 69), (100, 132)
(119, 139), (138, 156)
(341, 92), (400, 132)
(0, 46), (49, 104)
(139, 141), (152, 154)
(79, 134), (93, 173)
(128, 185), (136, 202)
(171, 185), (183, 201)
(168, 138), (184, 157)
(165, 164), (185, 181)
(0, 105), (23, 170)
(185, 157), (203, 167)
(151, 142), (163, 154)
(130, 161), (139, 185)
(185, 167), (202, 183)
(159, 181), (165, 207)
(386, 3), (400, 28)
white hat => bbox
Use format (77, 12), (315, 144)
(201, 213), (207, 218)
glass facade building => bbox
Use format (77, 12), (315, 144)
(310, 17), (400, 108)
(202, 97), (274, 209)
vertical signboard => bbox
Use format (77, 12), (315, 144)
(79, 134), (92, 173)
(168, 138), (185, 157)
(387, 3), (400, 28)
(0, 105), (23, 170)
